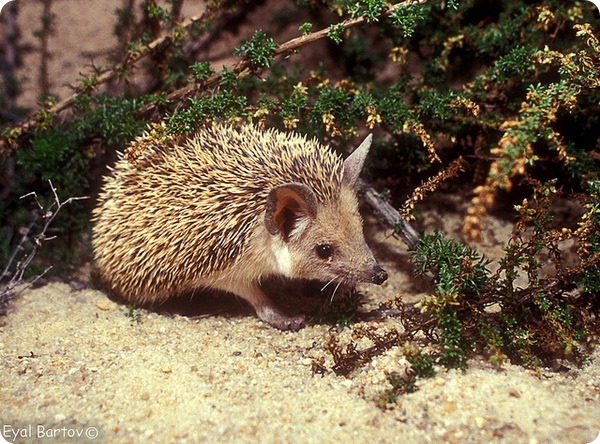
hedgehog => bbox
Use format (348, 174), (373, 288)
(92, 123), (387, 331)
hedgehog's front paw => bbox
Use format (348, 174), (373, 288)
(256, 306), (305, 331)
(275, 314), (305, 332)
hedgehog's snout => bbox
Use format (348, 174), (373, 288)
(359, 259), (387, 285)
(370, 264), (388, 285)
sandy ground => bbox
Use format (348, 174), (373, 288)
(1, 278), (599, 443)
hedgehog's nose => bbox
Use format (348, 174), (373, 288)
(371, 264), (388, 285)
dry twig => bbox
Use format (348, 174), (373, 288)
(0, 180), (88, 312)
(360, 179), (420, 250)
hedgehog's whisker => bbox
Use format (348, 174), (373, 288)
(320, 278), (336, 293)
(330, 279), (343, 304)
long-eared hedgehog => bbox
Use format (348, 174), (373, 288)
(92, 123), (387, 331)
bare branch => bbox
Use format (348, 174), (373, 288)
(0, 181), (89, 311)
(360, 179), (421, 250)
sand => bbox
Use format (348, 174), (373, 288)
(0, 277), (599, 444)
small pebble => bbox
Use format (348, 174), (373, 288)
(95, 299), (114, 311)
(54, 413), (66, 422)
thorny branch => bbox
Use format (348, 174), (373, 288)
(0, 0), (431, 155)
(150, 0), (431, 109)
(0, 180), (88, 312)
(400, 156), (466, 221)
(0, 0), (239, 155)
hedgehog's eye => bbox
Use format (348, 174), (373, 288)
(315, 243), (333, 259)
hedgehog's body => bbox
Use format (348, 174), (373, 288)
(92, 124), (387, 330)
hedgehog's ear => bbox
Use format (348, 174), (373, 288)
(342, 133), (373, 188)
(265, 183), (318, 241)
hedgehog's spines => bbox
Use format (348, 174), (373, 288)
(92, 123), (346, 303)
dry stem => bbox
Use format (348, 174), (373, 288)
(0, 181), (88, 310)
(360, 179), (420, 250)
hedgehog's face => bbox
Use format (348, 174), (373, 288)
(264, 184), (387, 287)
(264, 133), (387, 288)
